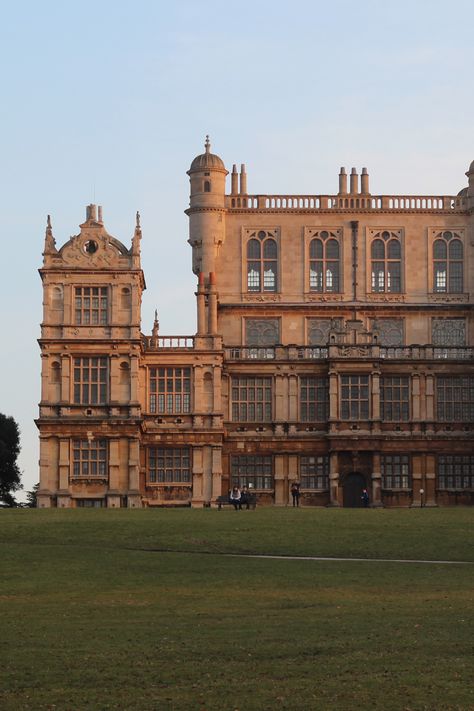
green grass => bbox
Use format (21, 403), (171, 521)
(1, 508), (473, 710)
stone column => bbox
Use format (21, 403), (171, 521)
(211, 446), (223, 503)
(274, 454), (285, 506)
(191, 445), (204, 505)
(329, 370), (339, 431)
(127, 438), (141, 507)
(130, 355), (139, 403)
(61, 354), (70, 404)
(425, 453), (437, 507)
(110, 355), (120, 403)
(212, 365), (222, 425)
(37, 436), (53, 507)
(288, 373), (298, 423)
(425, 374), (434, 431)
(371, 451), (382, 507)
(274, 373), (286, 422)
(57, 438), (71, 507)
(329, 451), (340, 506)
(371, 369), (380, 428)
(108, 438), (120, 491)
(410, 454), (423, 507)
(40, 354), (49, 402)
(411, 373), (420, 424)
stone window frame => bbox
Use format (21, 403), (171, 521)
(437, 455), (474, 490)
(436, 375), (474, 422)
(74, 285), (109, 326)
(230, 376), (273, 422)
(340, 374), (370, 420)
(366, 228), (404, 294)
(71, 438), (108, 479)
(428, 228), (465, 294)
(380, 376), (410, 421)
(147, 447), (191, 484)
(381, 454), (411, 490)
(299, 455), (329, 490)
(299, 376), (329, 422)
(304, 227), (343, 295)
(230, 454), (273, 490)
(148, 367), (191, 415)
(73, 356), (108, 405)
(241, 227), (281, 294)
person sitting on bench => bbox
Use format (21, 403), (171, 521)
(229, 486), (242, 510)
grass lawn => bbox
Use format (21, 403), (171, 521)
(0, 508), (473, 710)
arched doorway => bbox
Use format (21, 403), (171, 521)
(343, 472), (366, 508)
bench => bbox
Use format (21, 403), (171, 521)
(215, 493), (257, 510)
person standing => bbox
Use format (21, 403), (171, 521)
(361, 488), (369, 507)
(290, 481), (301, 507)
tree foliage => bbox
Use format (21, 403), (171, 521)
(26, 483), (39, 508)
(0, 413), (21, 506)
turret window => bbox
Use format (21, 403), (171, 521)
(433, 231), (463, 293)
(309, 231), (340, 292)
(75, 287), (108, 325)
(204, 180), (211, 192)
(371, 231), (401, 293)
(246, 230), (278, 292)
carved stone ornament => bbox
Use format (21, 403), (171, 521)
(431, 318), (466, 346)
(308, 318), (343, 346)
(371, 318), (404, 346)
(246, 319), (280, 346)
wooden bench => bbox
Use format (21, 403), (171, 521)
(215, 493), (257, 510)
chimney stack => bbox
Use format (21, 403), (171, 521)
(239, 164), (247, 195)
(231, 164), (238, 195)
(338, 167), (347, 195)
(361, 167), (370, 195)
(350, 168), (359, 194)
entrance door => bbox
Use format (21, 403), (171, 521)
(343, 473), (366, 508)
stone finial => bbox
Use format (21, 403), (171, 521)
(152, 310), (159, 338)
(205, 135), (211, 153)
(132, 210), (142, 255)
(43, 214), (57, 254)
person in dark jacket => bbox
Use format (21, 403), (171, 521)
(290, 481), (301, 507)
(361, 488), (369, 507)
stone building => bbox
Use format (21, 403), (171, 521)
(36, 140), (474, 508)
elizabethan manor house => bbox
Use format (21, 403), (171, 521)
(36, 139), (474, 508)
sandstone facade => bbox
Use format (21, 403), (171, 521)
(36, 142), (474, 507)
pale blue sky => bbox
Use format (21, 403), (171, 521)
(1, 0), (473, 497)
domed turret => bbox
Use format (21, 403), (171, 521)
(188, 136), (227, 174)
(466, 159), (474, 198)
(187, 137), (228, 277)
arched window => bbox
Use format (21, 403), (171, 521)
(433, 231), (463, 293)
(247, 230), (278, 292)
(371, 231), (401, 293)
(204, 180), (211, 193)
(309, 231), (340, 293)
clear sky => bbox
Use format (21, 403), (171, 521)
(1, 0), (473, 499)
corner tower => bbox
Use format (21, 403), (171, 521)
(187, 136), (228, 276)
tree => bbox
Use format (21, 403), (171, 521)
(26, 483), (39, 508)
(0, 413), (21, 507)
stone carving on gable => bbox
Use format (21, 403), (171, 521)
(246, 319), (280, 346)
(431, 318), (466, 346)
(372, 318), (404, 346)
